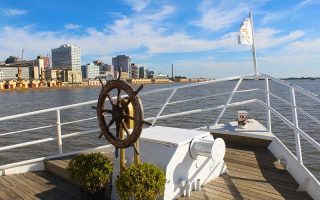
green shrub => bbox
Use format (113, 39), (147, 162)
(116, 163), (166, 200)
(67, 152), (113, 193)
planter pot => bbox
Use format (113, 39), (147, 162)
(80, 187), (105, 200)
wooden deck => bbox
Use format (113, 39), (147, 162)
(0, 171), (80, 200)
(180, 144), (312, 200)
(0, 146), (313, 200)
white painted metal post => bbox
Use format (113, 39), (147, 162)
(56, 109), (63, 154)
(265, 78), (272, 132)
(249, 12), (258, 77)
(290, 87), (302, 164)
(214, 78), (243, 126)
(152, 88), (177, 126)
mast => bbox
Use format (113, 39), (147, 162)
(249, 12), (258, 76)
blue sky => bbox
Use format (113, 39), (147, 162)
(0, 0), (320, 78)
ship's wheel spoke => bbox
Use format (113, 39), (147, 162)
(102, 109), (112, 114)
(134, 84), (143, 95)
(107, 118), (115, 128)
(117, 88), (121, 105)
(121, 120), (130, 136)
(106, 93), (114, 107)
(132, 143), (140, 155)
(124, 114), (134, 121)
(142, 120), (152, 126)
(116, 123), (120, 138)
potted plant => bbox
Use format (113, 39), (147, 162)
(116, 162), (166, 200)
(67, 152), (113, 200)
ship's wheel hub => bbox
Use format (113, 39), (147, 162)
(112, 105), (125, 124)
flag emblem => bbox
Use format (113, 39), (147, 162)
(238, 18), (253, 45)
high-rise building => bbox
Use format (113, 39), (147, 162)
(139, 66), (148, 79)
(51, 44), (81, 70)
(112, 55), (131, 75)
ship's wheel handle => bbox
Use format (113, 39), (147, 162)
(95, 77), (150, 149)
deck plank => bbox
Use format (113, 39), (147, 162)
(179, 145), (312, 200)
(0, 171), (80, 200)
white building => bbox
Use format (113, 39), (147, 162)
(0, 70), (3, 80)
(81, 63), (100, 79)
(51, 44), (81, 70)
(154, 73), (169, 79)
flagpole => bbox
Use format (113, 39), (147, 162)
(249, 11), (258, 76)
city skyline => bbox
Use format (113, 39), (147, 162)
(0, 0), (320, 78)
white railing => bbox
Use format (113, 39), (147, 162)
(0, 73), (320, 177)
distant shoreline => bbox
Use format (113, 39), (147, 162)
(0, 81), (183, 93)
(281, 77), (318, 80)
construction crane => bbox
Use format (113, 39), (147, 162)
(16, 49), (24, 88)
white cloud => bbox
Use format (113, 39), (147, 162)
(295, 0), (320, 10)
(262, 12), (286, 24)
(255, 28), (305, 49)
(64, 24), (81, 30)
(3, 8), (28, 16)
(247, 37), (320, 77)
(124, 0), (151, 12)
(0, 23), (305, 64)
(193, 0), (254, 32)
(145, 5), (175, 21)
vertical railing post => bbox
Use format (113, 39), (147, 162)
(214, 78), (243, 126)
(265, 78), (272, 132)
(56, 109), (63, 154)
(290, 87), (302, 164)
(151, 88), (177, 126)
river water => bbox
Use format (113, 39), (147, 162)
(0, 79), (319, 179)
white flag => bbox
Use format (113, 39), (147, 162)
(238, 18), (253, 45)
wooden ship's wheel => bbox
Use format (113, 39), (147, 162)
(94, 71), (150, 154)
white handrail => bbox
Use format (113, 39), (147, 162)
(167, 89), (258, 105)
(214, 78), (243, 125)
(0, 129), (100, 152)
(56, 109), (63, 154)
(151, 88), (177, 126)
(290, 87), (303, 163)
(265, 78), (272, 132)
(0, 73), (320, 175)
(145, 99), (257, 121)
(0, 125), (54, 137)
(257, 88), (320, 127)
(260, 74), (320, 103)
(256, 99), (320, 151)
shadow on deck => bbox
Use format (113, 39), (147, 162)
(181, 144), (312, 200)
(0, 171), (80, 200)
